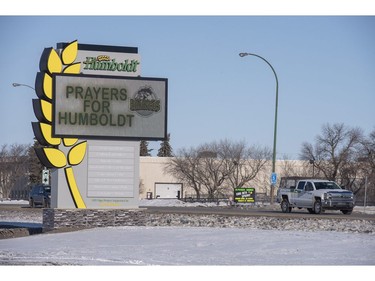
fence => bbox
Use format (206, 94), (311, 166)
(182, 192), (270, 204)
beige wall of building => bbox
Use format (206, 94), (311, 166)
(139, 157), (180, 198)
(140, 157), (308, 199)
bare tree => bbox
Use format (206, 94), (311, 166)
(27, 140), (44, 184)
(225, 142), (271, 190)
(0, 144), (29, 198)
(300, 123), (364, 191)
(357, 128), (375, 202)
(165, 147), (203, 198)
(194, 141), (231, 199)
(165, 139), (271, 199)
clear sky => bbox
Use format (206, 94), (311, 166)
(1, 3), (374, 159)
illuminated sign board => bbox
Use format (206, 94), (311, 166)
(234, 187), (255, 203)
(53, 73), (167, 141)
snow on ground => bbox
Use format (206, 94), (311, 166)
(0, 226), (374, 280)
(0, 199), (29, 204)
(1, 199), (375, 279)
(1, 225), (374, 266)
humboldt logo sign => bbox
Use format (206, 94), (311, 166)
(130, 86), (161, 117)
(56, 42), (141, 77)
(82, 55), (140, 73)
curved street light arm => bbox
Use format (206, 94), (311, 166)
(12, 83), (35, 91)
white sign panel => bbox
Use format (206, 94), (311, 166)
(87, 144), (135, 198)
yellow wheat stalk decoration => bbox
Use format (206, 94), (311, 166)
(34, 40), (87, 208)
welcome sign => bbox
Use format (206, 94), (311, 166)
(32, 41), (165, 209)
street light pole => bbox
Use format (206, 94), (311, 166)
(239, 52), (279, 204)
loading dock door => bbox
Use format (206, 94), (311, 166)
(155, 183), (182, 199)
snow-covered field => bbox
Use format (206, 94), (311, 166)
(1, 199), (375, 279)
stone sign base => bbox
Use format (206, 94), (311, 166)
(42, 208), (375, 234)
(42, 208), (246, 232)
(43, 208), (147, 231)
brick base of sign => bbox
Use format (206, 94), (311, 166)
(42, 208), (238, 231)
(42, 208), (148, 231)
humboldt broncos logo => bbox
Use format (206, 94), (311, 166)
(129, 86), (161, 117)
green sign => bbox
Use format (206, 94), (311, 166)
(234, 187), (255, 203)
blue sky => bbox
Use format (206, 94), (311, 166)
(1, 13), (374, 159)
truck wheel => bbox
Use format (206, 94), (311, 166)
(341, 209), (353, 215)
(43, 198), (50, 208)
(281, 199), (291, 213)
(307, 208), (314, 214)
(313, 199), (322, 214)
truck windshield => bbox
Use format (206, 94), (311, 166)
(314, 182), (341, 190)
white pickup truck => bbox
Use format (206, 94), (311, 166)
(276, 178), (355, 214)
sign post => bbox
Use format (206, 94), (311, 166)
(42, 168), (49, 185)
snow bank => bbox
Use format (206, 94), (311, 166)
(0, 199), (29, 205)
(1, 225), (374, 266)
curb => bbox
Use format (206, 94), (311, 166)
(0, 226), (43, 240)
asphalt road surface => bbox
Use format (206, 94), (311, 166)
(1, 203), (373, 221)
(143, 206), (375, 221)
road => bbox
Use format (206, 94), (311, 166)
(143, 205), (375, 221)
(1, 203), (374, 222)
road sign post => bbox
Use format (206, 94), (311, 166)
(271, 172), (277, 185)
(42, 168), (50, 185)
